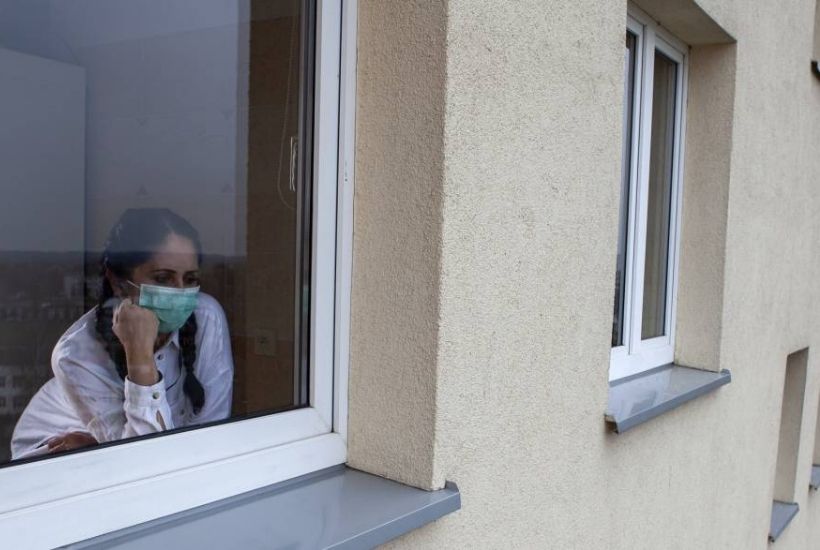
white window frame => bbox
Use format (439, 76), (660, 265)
(610, 6), (688, 381)
(0, 1), (357, 547)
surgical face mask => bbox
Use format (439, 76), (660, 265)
(126, 281), (199, 333)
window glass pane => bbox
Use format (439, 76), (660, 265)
(612, 31), (637, 347)
(641, 51), (677, 340)
(0, 0), (311, 463)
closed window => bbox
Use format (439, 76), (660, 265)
(0, 1), (355, 546)
(611, 9), (687, 380)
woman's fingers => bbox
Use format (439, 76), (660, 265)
(112, 298), (158, 350)
(63, 432), (98, 450)
(113, 297), (132, 323)
(112, 297), (125, 325)
(47, 432), (98, 454)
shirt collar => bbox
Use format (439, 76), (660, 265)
(163, 331), (180, 350)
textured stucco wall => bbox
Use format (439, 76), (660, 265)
(347, 0), (447, 489)
(674, 42), (736, 371)
(349, 0), (820, 548)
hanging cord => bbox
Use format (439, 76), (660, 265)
(275, 12), (299, 212)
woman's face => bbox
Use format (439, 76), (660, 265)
(118, 232), (200, 298)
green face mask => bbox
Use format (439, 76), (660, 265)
(127, 281), (199, 333)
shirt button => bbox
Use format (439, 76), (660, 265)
(152, 392), (160, 400)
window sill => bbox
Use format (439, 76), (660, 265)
(810, 465), (820, 491)
(769, 501), (799, 542)
(68, 466), (461, 549)
(605, 364), (731, 433)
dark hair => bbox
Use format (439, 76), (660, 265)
(95, 208), (205, 415)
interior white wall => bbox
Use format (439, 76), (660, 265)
(0, 0), (250, 257)
(0, 48), (85, 253)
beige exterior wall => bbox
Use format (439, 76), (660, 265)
(350, 0), (820, 548)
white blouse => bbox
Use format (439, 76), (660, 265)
(11, 292), (234, 459)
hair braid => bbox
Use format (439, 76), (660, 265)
(179, 314), (205, 414)
(95, 274), (128, 380)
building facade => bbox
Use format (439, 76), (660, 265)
(350, 0), (820, 548)
(0, 0), (819, 548)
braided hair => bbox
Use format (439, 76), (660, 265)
(95, 208), (206, 415)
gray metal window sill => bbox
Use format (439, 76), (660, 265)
(769, 501), (799, 542)
(67, 466), (461, 550)
(811, 465), (820, 491)
(605, 364), (731, 433)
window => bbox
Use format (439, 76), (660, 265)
(768, 349), (809, 541)
(813, 0), (820, 78)
(611, 9), (687, 380)
(773, 349), (809, 503)
(0, 0), (355, 546)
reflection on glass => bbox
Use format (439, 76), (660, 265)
(612, 32), (637, 347)
(12, 209), (234, 459)
(641, 51), (677, 340)
(0, 0), (309, 462)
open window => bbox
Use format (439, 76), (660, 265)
(0, 0), (354, 546)
(611, 8), (688, 381)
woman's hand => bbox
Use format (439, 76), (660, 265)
(112, 298), (160, 385)
(47, 432), (98, 454)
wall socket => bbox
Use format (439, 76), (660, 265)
(253, 329), (277, 357)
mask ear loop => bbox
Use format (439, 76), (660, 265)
(102, 276), (138, 310)
(122, 280), (142, 302)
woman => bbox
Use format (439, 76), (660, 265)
(11, 209), (234, 459)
